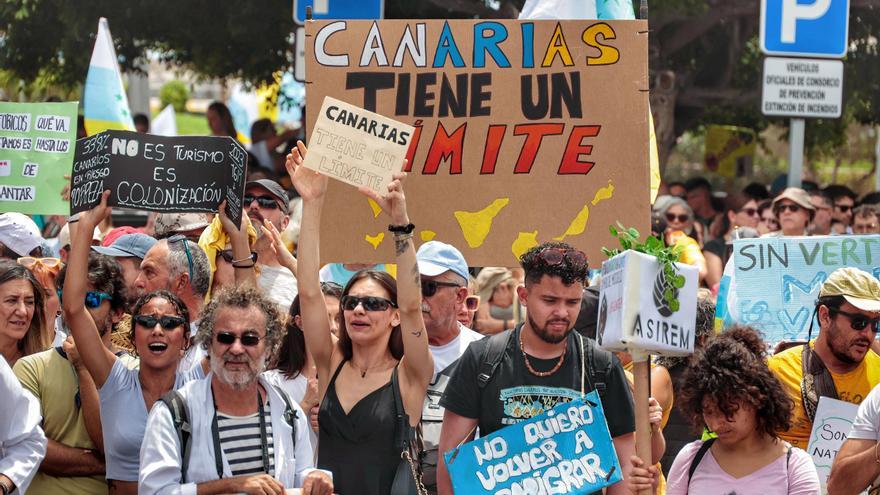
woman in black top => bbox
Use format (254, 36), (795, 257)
(278, 141), (433, 495)
(703, 192), (760, 289)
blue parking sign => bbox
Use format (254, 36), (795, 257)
(760, 0), (849, 58)
(294, 0), (384, 24)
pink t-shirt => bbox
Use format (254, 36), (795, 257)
(666, 440), (820, 495)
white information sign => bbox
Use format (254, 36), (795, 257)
(596, 250), (698, 356)
(806, 396), (859, 494)
(762, 57), (844, 118)
(303, 96), (413, 194)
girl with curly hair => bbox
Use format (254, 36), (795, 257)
(628, 325), (820, 494)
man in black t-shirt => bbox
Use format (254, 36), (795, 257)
(437, 242), (636, 495)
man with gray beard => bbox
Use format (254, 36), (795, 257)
(139, 286), (332, 495)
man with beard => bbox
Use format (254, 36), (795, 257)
(14, 252), (133, 494)
(769, 267), (880, 449)
(139, 286), (333, 495)
(244, 179), (298, 310)
(436, 242), (635, 495)
(416, 241), (483, 493)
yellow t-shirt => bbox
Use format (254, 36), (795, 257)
(767, 341), (880, 449)
(14, 348), (135, 494)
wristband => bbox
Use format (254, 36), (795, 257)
(388, 223), (415, 234)
(231, 252), (258, 267)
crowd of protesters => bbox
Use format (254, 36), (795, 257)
(3, 106), (880, 495)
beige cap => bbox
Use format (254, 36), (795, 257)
(820, 267), (880, 312)
(772, 187), (815, 212)
(476, 267), (514, 303)
(154, 213), (211, 238)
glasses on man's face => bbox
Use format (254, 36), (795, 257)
(536, 247), (588, 268)
(775, 203), (802, 215)
(133, 314), (186, 330)
(17, 257), (62, 271)
(835, 204), (853, 213)
(340, 295), (398, 312)
(215, 331), (263, 347)
(421, 279), (462, 298)
(244, 195), (280, 210)
(465, 295), (480, 311)
(58, 289), (113, 308)
(828, 307), (880, 333)
(167, 235), (195, 282)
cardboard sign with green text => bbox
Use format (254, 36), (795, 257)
(306, 20), (649, 266)
(0, 101), (78, 215)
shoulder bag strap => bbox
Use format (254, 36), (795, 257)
(391, 365), (411, 450)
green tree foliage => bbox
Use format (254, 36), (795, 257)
(159, 79), (189, 112)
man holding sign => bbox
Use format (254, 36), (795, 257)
(438, 242), (635, 495)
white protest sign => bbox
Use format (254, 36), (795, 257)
(596, 250), (698, 356)
(807, 396), (860, 494)
(303, 96), (414, 194)
(762, 57), (843, 118)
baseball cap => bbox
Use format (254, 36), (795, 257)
(92, 233), (157, 260)
(0, 213), (43, 257)
(416, 241), (469, 281)
(57, 222), (102, 250)
(154, 213), (211, 238)
(772, 187), (815, 212)
(245, 179), (290, 212)
(820, 267), (880, 312)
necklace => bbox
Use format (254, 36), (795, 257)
(351, 359), (393, 378)
(520, 333), (567, 377)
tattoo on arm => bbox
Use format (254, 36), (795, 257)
(395, 236), (409, 257)
(411, 262), (420, 286)
(411, 330), (423, 338)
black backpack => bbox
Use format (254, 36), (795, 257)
(159, 384), (299, 482)
(476, 326), (612, 399)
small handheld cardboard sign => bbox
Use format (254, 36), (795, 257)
(806, 396), (860, 494)
(70, 131), (247, 227)
(443, 391), (622, 495)
(302, 96), (414, 194)
(596, 250), (698, 356)
(0, 101), (78, 215)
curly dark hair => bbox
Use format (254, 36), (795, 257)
(679, 325), (793, 438)
(656, 297), (716, 369)
(57, 252), (127, 313)
(519, 241), (589, 286)
(128, 290), (190, 350)
(197, 286), (284, 358)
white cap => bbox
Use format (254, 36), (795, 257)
(0, 213), (43, 257)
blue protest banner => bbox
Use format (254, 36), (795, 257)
(443, 391), (622, 495)
(727, 235), (880, 342)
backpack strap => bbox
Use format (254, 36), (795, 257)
(477, 329), (516, 389)
(687, 438), (716, 487)
(268, 384), (298, 451)
(584, 336), (612, 399)
(159, 390), (192, 483)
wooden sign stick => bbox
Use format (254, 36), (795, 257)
(632, 350), (652, 495)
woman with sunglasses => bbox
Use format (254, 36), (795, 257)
(64, 192), (207, 495)
(756, 199), (780, 235)
(653, 196), (708, 284)
(765, 187), (816, 237)
(0, 259), (48, 367)
(281, 141), (433, 495)
(17, 256), (65, 346)
(703, 193), (760, 290)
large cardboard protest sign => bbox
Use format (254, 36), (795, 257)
(304, 96), (414, 194)
(806, 397), (860, 494)
(596, 251), (698, 356)
(70, 131), (247, 226)
(306, 20), (649, 266)
(0, 101), (78, 215)
(727, 235), (880, 343)
(443, 392), (622, 495)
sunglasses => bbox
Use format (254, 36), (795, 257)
(421, 279), (462, 298)
(775, 203), (802, 214)
(167, 235), (195, 283)
(665, 213), (689, 223)
(133, 314), (186, 330)
(244, 195), (280, 210)
(58, 289), (114, 308)
(739, 208), (759, 218)
(465, 295), (480, 311)
(215, 331), (263, 346)
(829, 308), (880, 332)
(536, 247), (588, 268)
(835, 204), (853, 213)
(17, 257), (62, 270)
(340, 295), (398, 312)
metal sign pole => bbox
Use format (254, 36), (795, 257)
(789, 118), (805, 187)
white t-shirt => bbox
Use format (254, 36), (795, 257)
(429, 323), (483, 378)
(258, 265), (298, 311)
(261, 369), (317, 461)
(850, 383), (880, 440)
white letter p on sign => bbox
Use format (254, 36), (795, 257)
(781, 0), (832, 43)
